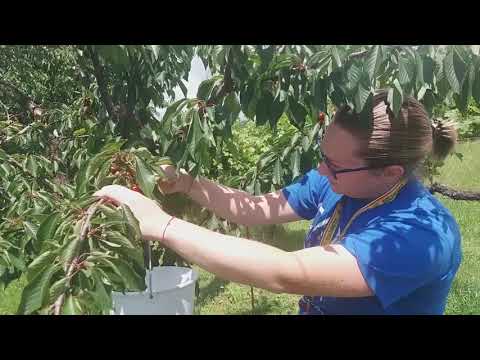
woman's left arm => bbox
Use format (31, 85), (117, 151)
(161, 217), (373, 297)
(95, 185), (373, 298)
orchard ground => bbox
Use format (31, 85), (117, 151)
(1, 140), (479, 315)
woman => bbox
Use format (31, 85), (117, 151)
(95, 92), (462, 315)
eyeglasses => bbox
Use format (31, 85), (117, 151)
(318, 146), (383, 180)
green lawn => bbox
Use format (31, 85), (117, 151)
(1, 141), (479, 315)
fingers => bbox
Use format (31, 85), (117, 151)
(93, 185), (132, 205)
(93, 184), (122, 198)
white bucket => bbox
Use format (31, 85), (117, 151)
(111, 266), (198, 315)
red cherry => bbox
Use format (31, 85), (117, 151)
(131, 185), (143, 194)
(318, 112), (326, 124)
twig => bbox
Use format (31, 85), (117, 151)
(53, 198), (105, 315)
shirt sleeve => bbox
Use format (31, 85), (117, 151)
(281, 169), (331, 220)
(341, 218), (452, 309)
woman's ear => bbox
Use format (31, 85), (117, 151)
(383, 165), (405, 179)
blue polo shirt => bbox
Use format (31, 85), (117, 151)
(282, 169), (462, 315)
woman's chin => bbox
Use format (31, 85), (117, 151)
(330, 181), (341, 194)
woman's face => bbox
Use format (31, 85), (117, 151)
(318, 122), (394, 199)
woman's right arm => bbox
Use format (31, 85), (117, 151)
(158, 166), (302, 226)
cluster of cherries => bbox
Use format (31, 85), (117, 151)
(109, 153), (143, 194)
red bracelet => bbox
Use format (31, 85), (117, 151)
(161, 216), (176, 243)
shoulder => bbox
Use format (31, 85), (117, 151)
(281, 169), (340, 220)
(344, 179), (461, 277)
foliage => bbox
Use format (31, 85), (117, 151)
(2, 45), (479, 314)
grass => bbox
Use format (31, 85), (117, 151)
(1, 141), (479, 315)
(434, 140), (480, 191)
(0, 276), (26, 315)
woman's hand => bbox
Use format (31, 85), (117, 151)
(94, 185), (171, 242)
(157, 165), (193, 195)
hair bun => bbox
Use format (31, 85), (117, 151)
(431, 118), (458, 160)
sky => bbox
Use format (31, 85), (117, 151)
(154, 55), (211, 119)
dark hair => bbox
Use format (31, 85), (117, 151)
(333, 91), (458, 175)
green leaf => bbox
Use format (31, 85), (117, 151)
(415, 53), (424, 86)
(387, 79), (404, 117)
(135, 155), (156, 198)
(27, 251), (57, 282)
(255, 93), (274, 126)
(35, 212), (61, 253)
(121, 204), (142, 245)
(311, 77), (327, 112)
(346, 63), (362, 90)
(257, 153), (276, 172)
(288, 99), (307, 129)
(290, 133), (301, 148)
(115, 247), (145, 271)
(331, 47), (342, 68)
(17, 264), (59, 314)
(270, 96), (285, 129)
(453, 70), (471, 114)
(301, 135), (310, 152)
(150, 45), (161, 60)
(443, 50), (467, 94)
(62, 294), (82, 315)
(35, 192), (55, 209)
(398, 56), (411, 85)
(99, 204), (123, 220)
(421, 89), (435, 117)
(74, 163), (88, 196)
(8, 254), (26, 272)
(99, 140), (126, 154)
(273, 158), (282, 185)
(186, 111), (204, 159)
(25, 156), (38, 178)
(90, 270), (113, 311)
(23, 221), (38, 240)
(161, 99), (189, 129)
(423, 56), (435, 86)
(60, 235), (81, 266)
(0, 148), (7, 161)
(103, 258), (145, 291)
(96, 45), (130, 68)
(105, 230), (136, 249)
(307, 50), (330, 71)
(254, 180), (261, 195)
(197, 76), (223, 100)
(224, 92), (241, 120)
(290, 149), (301, 179)
(354, 83), (371, 113)
(48, 277), (69, 304)
(365, 45), (381, 82)
(472, 63), (480, 106)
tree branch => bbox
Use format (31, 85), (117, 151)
(53, 199), (105, 315)
(209, 46), (235, 105)
(430, 183), (480, 201)
(85, 46), (115, 119)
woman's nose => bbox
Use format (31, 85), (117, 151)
(318, 162), (336, 180)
